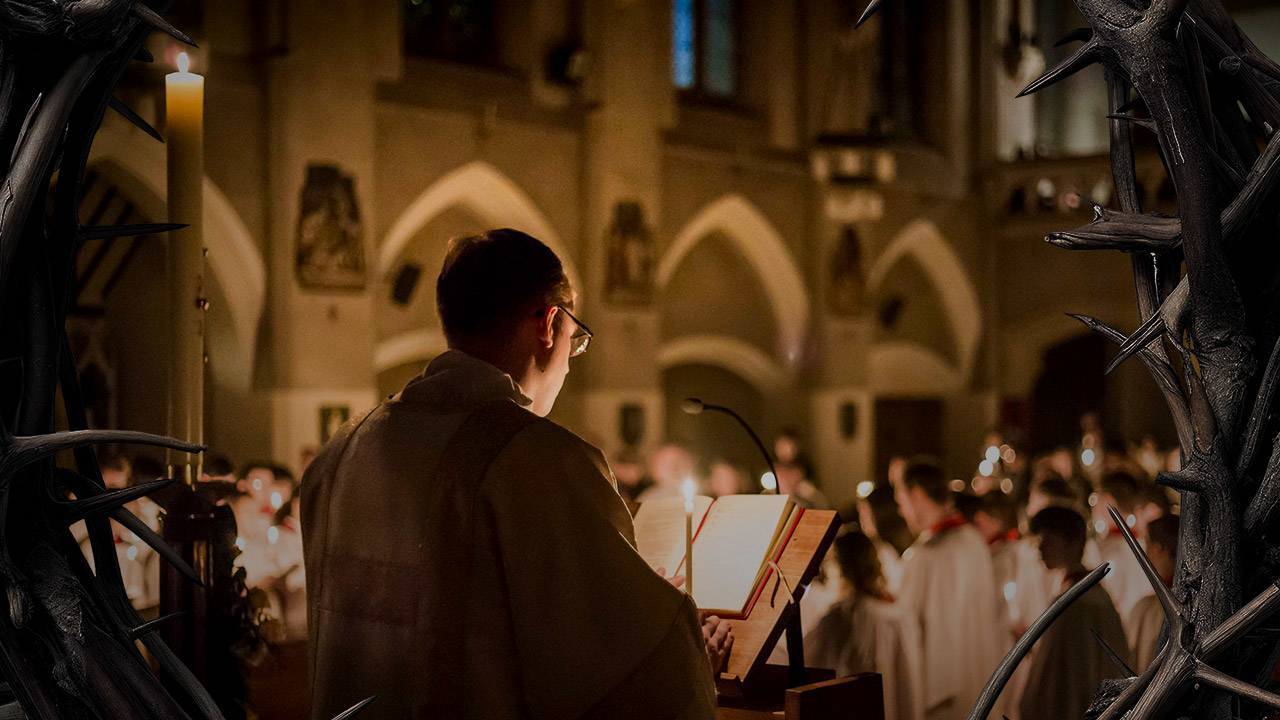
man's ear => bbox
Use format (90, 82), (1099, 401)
(537, 306), (558, 349)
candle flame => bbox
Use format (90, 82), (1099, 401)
(681, 477), (696, 512)
(177, 51), (190, 73)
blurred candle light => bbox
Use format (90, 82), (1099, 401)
(1000, 477), (1014, 494)
(126, 545), (138, 562)
(985, 446), (1000, 464)
(1081, 448), (1097, 467)
(979, 459), (995, 477)
(235, 536), (246, 552)
(856, 480), (874, 498)
(760, 471), (777, 493)
(269, 491), (283, 510)
(268, 526), (280, 545)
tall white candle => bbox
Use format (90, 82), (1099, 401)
(165, 51), (205, 484)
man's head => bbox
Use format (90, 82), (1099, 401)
(1146, 513), (1180, 584)
(973, 492), (1017, 543)
(99, 452), (131, 490)
(892, 456), (950, 534)
(1030, 506), (1087, 571)
(1096, 470), (1141, 522)
(774, 428), (801, 464)
(1027, 473), (1076, 518)
(436, 229), (583, 417)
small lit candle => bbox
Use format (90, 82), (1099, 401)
(682, 478), (696, 599)
(760, 471), (777, 494)
(269, 491), (283, 510)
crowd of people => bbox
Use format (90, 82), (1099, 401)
(609, 418), (1181, 720)
(84, 415), (1180, 720)
(73, 449), (311, 645)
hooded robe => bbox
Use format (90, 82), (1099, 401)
(302, 351), (715, 720)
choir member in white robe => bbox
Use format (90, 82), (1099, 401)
(857, 491), (906, 594)
(806, 529), (924, 720)
(1128, 514), (1178, 671)
(894, 459), (1009, 720)
(303, 231), (728, 720)
(965, 493), (1052, 635)
(1020, 507), (1129, 720)
(1092, 472), (1151, 625)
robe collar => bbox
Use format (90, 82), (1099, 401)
(916, 512), (967, 545)
(989, 528), (1020, 546)
(397, 349), (534, 410)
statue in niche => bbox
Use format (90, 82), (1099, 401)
(828, 224), (866, 316)
(296, 163), (367, 290)
(605, 201), (653, 305)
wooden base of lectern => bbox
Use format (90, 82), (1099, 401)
(711, 510), (885, 719)
(716, 668), (884, 720)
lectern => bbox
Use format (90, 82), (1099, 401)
(714, 509), (885, 720)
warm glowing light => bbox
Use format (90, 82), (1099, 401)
(126, 545), (138, 562)
(267, 526), (280, 545)
(949, 478), (966, 492)
(680, 476), (701, 509)
(856, 480), (874, 498)
(252, 477), (264, 492)
(1000, 478), (1014, 494)
(1088, 492), (1099, 507)
(1126, 514), (1137, 528)
(1003, 581), (1017, 603)
(235, 536), (246, 551)
(1000, 445), (1016, 464)
(1081, 448), (1097, 467)
(985, 446), (1000, 464)
(979, 459), (995, 477)
(1094, 520), (1107, 535)
(270, 491), (283, 510)
(177, 51), (190, 73)
(760, 472), (777, 491)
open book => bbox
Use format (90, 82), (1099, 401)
(633, 494), (803, 617)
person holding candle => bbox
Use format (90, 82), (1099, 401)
(302, 229), (730, 720)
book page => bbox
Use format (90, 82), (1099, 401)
(633, 495), (714, 578)
(691, 494), (795, 614)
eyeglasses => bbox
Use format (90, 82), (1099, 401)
(556, 304), (593, 357)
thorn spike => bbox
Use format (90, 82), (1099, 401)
(1017, 40), (1100, 98)
(132, 4), (198, 47)
(79, 223), (186, 241)
(331, 696), (376, 720)
(855, 0), (883, 28)
(1106, 506), (1182, 631)
(108, 97), (163, 142)
(129, 611), (184, 640)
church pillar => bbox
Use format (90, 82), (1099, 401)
(574, 0), (673, 458)
(261, 0), (398, 471)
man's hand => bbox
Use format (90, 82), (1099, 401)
(655, 566), (686, 590)
(701, 614), (733, 674)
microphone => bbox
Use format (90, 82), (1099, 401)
(681, 397), (779, 493)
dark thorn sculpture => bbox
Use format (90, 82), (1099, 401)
(856, 0), (1280, 716)
(108, 96), (163, 142)
(1091, 628), (1137, 677)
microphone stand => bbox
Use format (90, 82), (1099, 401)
(681, 398), (807, 687)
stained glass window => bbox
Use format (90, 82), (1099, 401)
(672, 0), (738, 98)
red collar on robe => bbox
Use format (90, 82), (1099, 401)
(928, 513), (968, 536)
(989, 528), (1020, 546)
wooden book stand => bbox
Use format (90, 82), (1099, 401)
(714, 509), (885, 720)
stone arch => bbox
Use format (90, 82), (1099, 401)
(88, 118), (265, 390)
(655, 335), (788, 395)
(658, 194), (810, 360)
(867, 219), (982, 383)
(377, 160), (579, 289)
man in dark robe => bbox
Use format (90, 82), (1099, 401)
(303, 229), (729, 719)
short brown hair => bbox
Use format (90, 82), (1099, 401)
(436, 229), (572, 345)
(902, 456), (950, 504)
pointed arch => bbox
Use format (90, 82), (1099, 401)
(89, 116), (265, 390)
(377, 160), (579, 289)
(658, 194), (809, 360)
(867, 219), (982, 382)
(655, 335), (788, 395)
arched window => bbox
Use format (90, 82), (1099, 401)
(672, 0), (739, 99)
